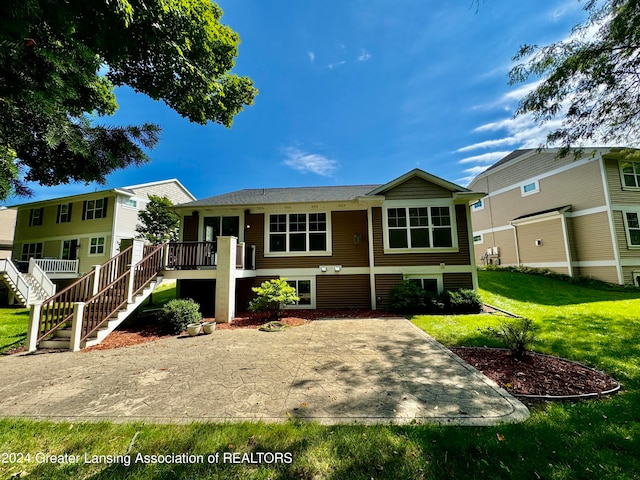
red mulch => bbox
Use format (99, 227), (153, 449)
(452, 347), (619, 397)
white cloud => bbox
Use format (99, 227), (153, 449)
(458, 151), (511, 164)
(328, 60), (346, 70)
(357, 49), (372, 62)
(308, 51), (315, 63)
(283, 147), (338, 176)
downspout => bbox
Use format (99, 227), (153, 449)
(512, 224), (521, 266)
(367, 206), (377, 309)
(111, 193), (120, 255)
(561, 211), (573, 277)
(465, 203), (479, 290)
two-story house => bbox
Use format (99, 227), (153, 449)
(11, 179), (195, 281)
(468, 148), (640, 286)
(164, 168), (483, 320)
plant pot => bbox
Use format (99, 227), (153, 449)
(202, 321), (216, 334)
(187, 323), (202, 336)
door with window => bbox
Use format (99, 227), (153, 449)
(203, 216), (240, 265)
(61, 239), (79, 260)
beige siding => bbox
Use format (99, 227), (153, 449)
(622, 267), (640, 286)
(374, 274), (403, 310)
(604, 157), (640, 206)
(43, 240), (60, 258)
(443, 273), (473, 290)
(581, 266), (621, 284)
(373, 205), (471, 266)
(572, 212), (616, 261)
(0, 209), (16, 258)
(516, 218), (567, 264)
(316, 275), (371, 309)
(129, 182), (194, 205)
(116, 200), (141, 239)
(474, 228), (519, 266)
(384, 176), (453, 200)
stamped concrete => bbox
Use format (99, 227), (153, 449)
(0, 318), (529, 425)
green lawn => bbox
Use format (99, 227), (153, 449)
(0, 306), (29, 354)
(1, 270), (640, 479)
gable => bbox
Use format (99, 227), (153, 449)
(382, 176), (453, 200)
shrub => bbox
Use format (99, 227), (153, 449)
(483, 317), (536, 360)
(387, 280), (442, 314)
(160, 298), (202, 334)
(249, 278), (299, 320)
(440, 289), (483, 314)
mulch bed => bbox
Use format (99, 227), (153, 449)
(451, 347), (619, 397)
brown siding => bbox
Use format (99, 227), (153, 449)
(182, 215), (199, 241)
(384, 176), (453, 200)
(316, 275), (371, 309)
(443, 273), (473, 290)
(246, 211), (370, 269)
(516, 218), (567, 264)
(373, 205), (471, 266)
(236, 277), (274, 310)
(374, 274), (403, 310)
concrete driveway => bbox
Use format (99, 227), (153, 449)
(0, 318), (529, 425)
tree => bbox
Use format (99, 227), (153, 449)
(509, 0), (640, 157)
(0, 0), (257, 199)
(135, 195), (180, 245)
(248, 279), (300, 320)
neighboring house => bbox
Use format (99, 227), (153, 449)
(468, 148), (640, 286)
(166, 168), (483, 319)
(10, 179), (195, 279)
(0, 207), (17, 259)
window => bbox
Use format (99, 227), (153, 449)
(268, 213), (328, 254)
(285, 278), (313, 308)
(61, 239), (79, 260)
(624, 212), (640, 247)
(620, 160), (640, 188)
(123, 198), (137, 208)
(82, 197), (108, 220)
(56, 203), (72, 223)
(21, 243), (43, 261)
(521, 180), (540, 196)
(386, 206), (453, 249)
(471, 199), (484, 211)
(28, 207), (43, 226)
(406, 277), (441, 295)
(89, 237), (106, 255)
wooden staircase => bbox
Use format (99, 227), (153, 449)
(1, 258), (56, 306)
(27, 241), (165, 352)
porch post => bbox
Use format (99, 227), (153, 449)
(70, 302), (85, 352)
(91, 265), (101, 296)
(26, 302), (42, 352)
(215, 236), (237, 323)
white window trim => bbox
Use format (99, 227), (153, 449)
(88, 236), (107, 256)
(403, 274), (443, 294)
(633, 270), (640, 287)
(619, 160), (640, 191)
(122, 197), (139, 209)
(282, 276), (316, 309)
(264, 211), (333, 257)
(85, 198), (106, 220)
(622, 209), (640, 249)
(521, 180), (540, 197)
(382, 199), (458, 254)
(471, 198), (485, 211)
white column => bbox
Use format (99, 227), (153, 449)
(215, 236), (237, 323)
(26, 302), (42, 352)
(70, 302), (85, 352)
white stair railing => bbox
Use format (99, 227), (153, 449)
(28, 258), (57, 298)
(0, 258), (31, 304)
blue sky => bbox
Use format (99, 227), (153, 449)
(15, 0), (589, 203)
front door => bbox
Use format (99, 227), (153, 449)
(204, 216), (240, 244)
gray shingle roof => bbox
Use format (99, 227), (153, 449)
(178, 185), (382, 207)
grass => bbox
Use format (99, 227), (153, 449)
(1, 270), (640, 479)
(0, 306), (29, 354)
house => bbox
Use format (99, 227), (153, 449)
(165, 168), (484, 320)
(10, 179), (195, 281)
(0, 207), (17, 259)
(467, 148), (640, 286)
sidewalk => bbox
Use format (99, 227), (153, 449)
(0, 318), (529, 425)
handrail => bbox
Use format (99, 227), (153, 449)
(33, 258), (79, 274)
(132, 244), (165, 296)
(28, 258), (56, 298)
(97, 246), (133, 291)
(166, 241), (216, 269)
(0, 258), (31, 304)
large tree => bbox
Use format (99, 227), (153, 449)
(0, 0), (257, 199)
(135, 195), (180, 245)
(509, 0), (640, 156)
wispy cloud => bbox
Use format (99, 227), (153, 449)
(328, 60), (346, 70)
(357, 49), (372, 62)
(283, 147), (338, 176)
(308, 51), (315, 63)
(458, 151), (512, 164)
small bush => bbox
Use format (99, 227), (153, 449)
(388, 281), (432, 314)
(483, 317), (536, 360)
(440, 289), (483, 314)
(249, 278), (299, 320)
(160, 298), (202, 334)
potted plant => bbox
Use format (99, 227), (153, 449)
(187, 322), (202, 336)
(202, 321), (216, 334)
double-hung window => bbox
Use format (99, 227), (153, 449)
(89, 237), (106, 255)
(83, 198), (108, 220)
(21, 243), (43, 261)
(268, 213), (328, 254)
(386, 205), (454, 250)
(285, 278), (313, 308)
(56, 203), (72, 223)
(624, 211), (640, 247)
(28, 208), (43, 226)
(620, 160), (640, 189)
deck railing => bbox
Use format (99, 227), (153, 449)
(166, 242), (216, 269)
(33, 258), (79, 274)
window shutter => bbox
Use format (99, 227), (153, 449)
(28, 209), (33, 227)
(56, 205), (61, 224)
(67, 203), (73, 221)
(102, 197), (108, 218)
(82, 201), (87, 220)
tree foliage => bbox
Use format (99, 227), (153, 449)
(135, 195), (180, 245)
(0, 0), (257, 199)
(509, 0), (640, 156)
(248, 279), (300, 320)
